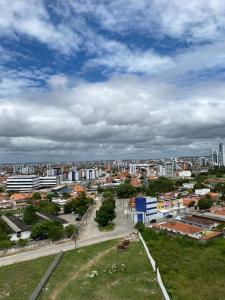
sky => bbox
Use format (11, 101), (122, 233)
(1, 0), (225, 162)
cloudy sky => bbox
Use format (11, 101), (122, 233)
(0, 0), (225, 162)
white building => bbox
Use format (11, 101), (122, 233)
(219, 143), (225, 166)
(195, 188), (210, 196)
(129, 163), (136, 175)
(39, 176), (62, 187)
(1, 215), (31, 241)
(178, 170), (192, 178)
(7, 175), (40, 192)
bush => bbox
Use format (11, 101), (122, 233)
(135, 221), (145, 233)
(64, 224), (75, 238)
(31, 220), (64, 241)
(0, 239), (12, 250)
(18, 238), (28, 247)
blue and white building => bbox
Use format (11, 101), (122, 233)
(133, 196), (158, 223)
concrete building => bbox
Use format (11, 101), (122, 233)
(219, 143), (225, 166)
(7, 175), (40, 192)
(39, 176), (62, 187)
(133, 196), (158, 223)
(1, 215), (31, 241)
(211, 148), (219, 165)
(129, 163), (136, 175)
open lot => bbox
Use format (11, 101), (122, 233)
(142, 228), (225, 300)
(0, 239), (162, 300)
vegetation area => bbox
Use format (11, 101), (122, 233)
(0, 239), (162, 300)
(142, 227), (225, 300)
(38, 239), (162, 300)
(95, 191), (116, 228)
(0, 255), (53, 300)
(63, 192), (94, 216)
(0, 219), (11, 250)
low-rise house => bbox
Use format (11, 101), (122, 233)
(152, 220), (222, 241)
(179, 215), (218, 230)
(210, 206), (225, 217)
(152, 221), (203, 239)
(1, 215), (31, 241)
(10, 193), (33, 208)
(36, 211), (69, 227)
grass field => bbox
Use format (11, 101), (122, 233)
(0, 239), (162, 300)
(39, 239), (162, 300)
(0, 255), (53, 300)
(142, 228), (225, 300)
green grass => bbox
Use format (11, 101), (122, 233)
(99, 223), (115, 231)
(142, 228), (225, 300)
(39, 239), (162, 300)
(0, 239), (162, 300)
(0, 255), (53, 300)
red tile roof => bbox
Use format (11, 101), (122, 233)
(153, 221), (202, 234)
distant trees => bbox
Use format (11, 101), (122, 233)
(32, 192), (42, 200)
(147, 177), (174, 196)
(64, 192), (94, 216)
(198, 198), (213, 210)
(194, 182), (205, 190)
(116, 183), (137, 198)
(38, 201), (60, 215)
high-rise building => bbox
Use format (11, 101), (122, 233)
(219, 143), (225, 166)
(165, 162), (174, 177)
(129, 163), (136, 174)
(211, 149), (218, 165)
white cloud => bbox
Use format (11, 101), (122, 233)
(0, 75), (224, 161)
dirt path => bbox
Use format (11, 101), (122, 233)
(49, 245), (116, 300)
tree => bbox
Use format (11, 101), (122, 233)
(62, 192), (71, 199)
(23, 205), (37, 225)
(30, 222), (49, 240)
(95, 204), (116, 227)
(147, 177), (175, 196)
(64, 201), (73, 214)
(38, 201), (60, 215)
(31, 220), (64, 241)
(198, 198), (213, 210)
(116, 183), (137, 198)
(48, 222), (64, 241)
(194, 182), (205, 190)
(32, 192), (42, 200)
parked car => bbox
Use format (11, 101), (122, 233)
(76, 215), (82, 221)
(166, 214), (173, 219)
(149, 219), (157, 223)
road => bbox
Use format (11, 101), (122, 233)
(0, 198), (134, 267)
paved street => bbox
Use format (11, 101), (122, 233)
(0, 198), (134, 267)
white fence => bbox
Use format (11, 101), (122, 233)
(139, 232), (171, 300)
(139, 232), (156, 271)
(157, 267), (170, 300)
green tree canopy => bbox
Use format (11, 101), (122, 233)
(198, 198), (213, 210)
(116, 183), (137, 198)
(32, 192), (42, 200)
(23, 205), (37, 225)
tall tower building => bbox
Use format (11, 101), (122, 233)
(219, 143), (225, 166)
(211, 148), (218, 165)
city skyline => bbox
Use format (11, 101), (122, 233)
(1, 1), (225, 162)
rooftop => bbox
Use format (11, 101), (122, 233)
(153, 221), (202, 235)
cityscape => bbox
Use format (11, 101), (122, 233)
(1, 1), (225, 300)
